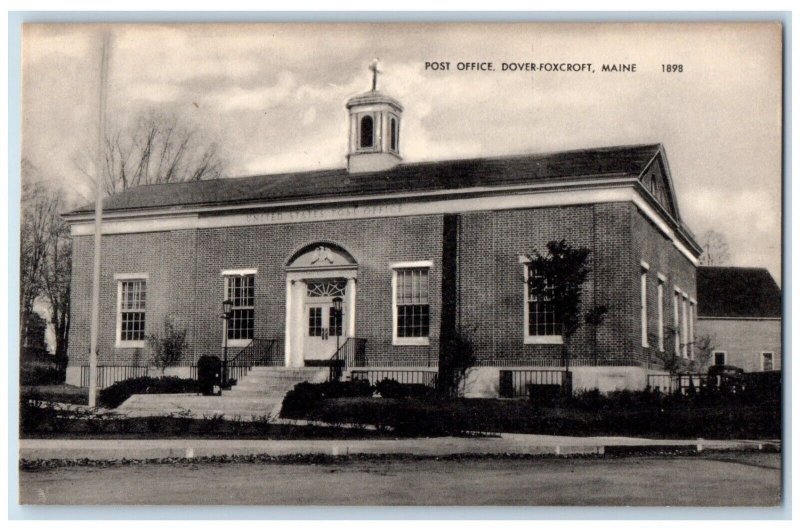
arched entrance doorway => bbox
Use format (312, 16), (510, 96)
(284, 243), (357, 367)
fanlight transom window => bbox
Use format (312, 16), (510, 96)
(306, 279), (347, 298)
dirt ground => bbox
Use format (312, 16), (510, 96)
(19, 452), (781, 506)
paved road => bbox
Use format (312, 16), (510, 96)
(20, 453), (781, 506)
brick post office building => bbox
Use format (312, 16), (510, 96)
(64, 82), (703, 396)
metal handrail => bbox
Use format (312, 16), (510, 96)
(329, 337), (367, 381)
(225, 338), (283, 382)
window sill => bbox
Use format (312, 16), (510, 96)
(393, 337), (430, 347)
(224, 339), (253, 348)
(116, 341), (145, 349)
(524, 335), (563, 345)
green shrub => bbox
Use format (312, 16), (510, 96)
(20, 364), (65, 386)
(375, 378), (437, 400)
(282, 391), (781, 439)
(97, 376), (200, 409)
(321, 379), (373, 398)
(281, 380), (374, 417)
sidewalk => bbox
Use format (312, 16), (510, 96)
(19, 435), (779, 461)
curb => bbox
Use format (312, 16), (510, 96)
(19, 438), (778, 461)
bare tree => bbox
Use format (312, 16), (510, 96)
(40, 200), (72, 367)
(77, 111), (227, 195)
(20, 159), (73, 365)
(20, 160), (55, 345)
(698, 230), (730, 266)
(690, 333), (716, 372)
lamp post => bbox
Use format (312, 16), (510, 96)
(332, 296), (343, 379)
(220, 299), (233, 387)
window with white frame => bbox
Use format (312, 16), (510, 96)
(713, 351), (726, 366)
(525, 265), (562, 342)
(681, 293), (689, 358)
(762, 352), (774, 371)
(224, 274), (255, 342)
(394, 267), (430, 341)
(657, 274), (665, 351)
(688, 299), (696, 359)
(640, 263), (649, 347)
(117, 277), (147, 347)
(673, 288), (681, 356)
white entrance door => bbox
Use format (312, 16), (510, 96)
(303, 301), (346, 360)
(302, 278), (348, 362)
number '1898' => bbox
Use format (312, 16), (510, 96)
(662, 64), (684, 73)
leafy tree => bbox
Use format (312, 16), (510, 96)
(146, 317), (188, 376)
(524, 240), (603, 371)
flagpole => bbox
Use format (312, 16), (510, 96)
(88, 31), (110, 408)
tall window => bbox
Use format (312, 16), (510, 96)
(673, 289), (681, 356)
(526, 265), (562, 340)
(762, 352), (774, 371)
(640, 264), (649, 347)
(681, 294), (689, 358)
(657, 275), (665, 351)
(117, 278), (147, 346)
(225, 274), (255, 342)
(688, 299), (696, 359)
(394, 268), (430, 341)
(360, 115), (374, 148)
(390, 117), (398, 151)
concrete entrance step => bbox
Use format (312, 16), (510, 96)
(246, 367), (324, 374)
(115, 393), (283, 419)
(222, 367), (328, 401)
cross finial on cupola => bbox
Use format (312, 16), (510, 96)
(369, 58), (381, 91)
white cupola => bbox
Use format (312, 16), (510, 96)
(345, 60), (403, 173)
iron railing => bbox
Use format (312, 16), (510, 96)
(498, 369), (566, 398)
(350, 369), (438, 387)
(647, 373), (707, 394)
(329, 337), (367, 381)
(225, 338), (284, 383)
(80, 365), (151, 389)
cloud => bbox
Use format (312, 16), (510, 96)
(206, 71), (296, 111)
(301, 107), (317, 126)
(21, 23), (783, 281)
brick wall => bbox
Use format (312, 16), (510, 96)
(68, 229), (199, 367)
(630, 205), (697, 368)
(67, 201), (698, 371)
(68, 215), (443, 368)
(456, 202), (697, 367)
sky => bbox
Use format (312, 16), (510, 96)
(22, 22), (783, 281)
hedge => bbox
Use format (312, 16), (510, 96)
(281, 385), (781, 438)
(97, 376), (200, 409)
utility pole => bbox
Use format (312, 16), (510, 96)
(88, 31), (110, 408)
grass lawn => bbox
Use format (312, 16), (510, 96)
(21, 384), (88, 406)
